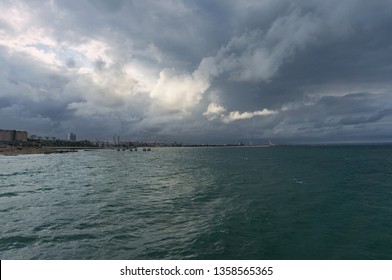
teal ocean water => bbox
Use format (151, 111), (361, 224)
(1, 146), (392, 259)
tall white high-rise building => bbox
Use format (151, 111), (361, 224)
(66, 132), (76, 141)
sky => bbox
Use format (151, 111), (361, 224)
(1, 0), (392, 144)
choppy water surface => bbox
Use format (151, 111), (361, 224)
(1, 146), (392, 259)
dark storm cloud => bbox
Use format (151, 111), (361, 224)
(1, 0), (392, 143)
(340, 109), (392, 126)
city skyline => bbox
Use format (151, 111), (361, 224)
(1, 1), (392, 144)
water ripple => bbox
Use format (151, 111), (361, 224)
(1, 147), (392, 259)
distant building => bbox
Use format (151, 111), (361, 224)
(66, 132), (76, 141)
(0, 129), (28, 142)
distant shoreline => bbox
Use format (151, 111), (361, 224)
(2, 143), (391, 156)
(0, 146), (100, 156)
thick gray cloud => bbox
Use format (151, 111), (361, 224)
(1, 0), (392, 143)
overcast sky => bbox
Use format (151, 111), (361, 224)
(1, 0), (392, 144)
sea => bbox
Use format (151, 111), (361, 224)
(1, 145), (392, 260)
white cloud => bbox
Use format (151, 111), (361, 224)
(0, 27), (62, 67)
(69, 39), (113, 67)
(204, 103), (278, 123)
(0, 2), (32, 32)
(203, 102), (226, 120)
(223, 109), (278, 123)
(150, 68), (210, 112)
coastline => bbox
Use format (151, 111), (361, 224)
(0, 146), (93, 156)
